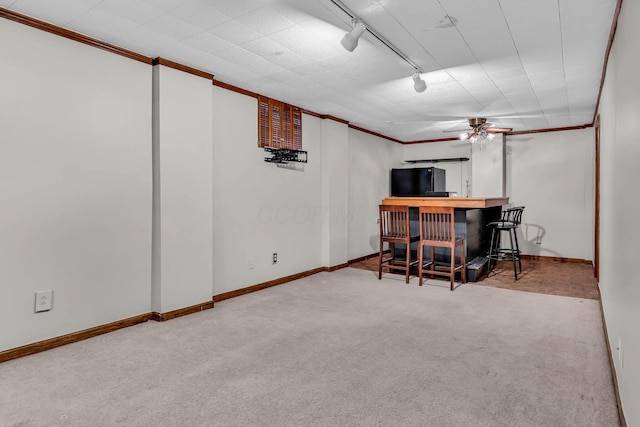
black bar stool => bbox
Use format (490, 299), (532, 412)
(487, 206), (525, 280)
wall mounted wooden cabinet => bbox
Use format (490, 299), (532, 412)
(258, 95), (302, 150)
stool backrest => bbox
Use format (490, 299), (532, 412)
(379, 205), (411, 239)
(418, 206), (456, 245)
(501, 206), (525, 225)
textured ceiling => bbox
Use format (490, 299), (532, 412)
(1, 0), (618, 141)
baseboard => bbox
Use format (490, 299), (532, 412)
(324, 263), (349, 272)
(151, 300), (214, 322)
(597, 284), (627, 427)
(350, 252), (591, 266)
(0, 313), (152, 364)
(348, 252), (381, 265)
(214, 267), (326, 302)
(3, 264), (350, 362)
(520, 254), (592, 264)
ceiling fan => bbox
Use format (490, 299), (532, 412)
(446, 118), (513, 143)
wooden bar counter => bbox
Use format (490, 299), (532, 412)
(381, 196), (509, 209)
(381, 196), (510, 281)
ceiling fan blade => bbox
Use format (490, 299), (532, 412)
(443, 128), (472, 133)
(486, 127), (513, 133)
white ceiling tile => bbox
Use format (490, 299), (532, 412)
(119, 25), (177, 55)
(269, 26), (340, 61)
(241, 38), (311, 69)
(169, 1), (231, 30)
(10, 0), (91, 26)
(214, 46), (285, 76)
(267, 1), (317, 24)
(235, 6), (295, 36)
(207, 19), (262, 45)
(144, 14), (202, 41)
(157, 40), (208, 64)
(288, 62), (330, 77)
(140, 0), (187, 12)
(208, 0), (266, 19)
(199, 54), (260, 82)
(66, 8), (141, 42)
(182, 31), (235, 53)
(95, 0), (163, 25)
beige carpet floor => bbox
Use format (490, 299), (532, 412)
(0, 268), (619, 426)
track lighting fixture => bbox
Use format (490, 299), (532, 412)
(340, 20), (366, 52)
(331, 0), (427, 93)
(412, 73), (427, 93)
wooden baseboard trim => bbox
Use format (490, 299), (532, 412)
(0, 313), (152, 364)
(597, 285), (627, 427)
(151, 300), (214, 322)
(348, 252), (382, 265)
(520, 254), (592, 264)
(324, 263), (349, 272)
(214, 267), (327, 302)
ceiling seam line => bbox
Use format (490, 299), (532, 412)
(556, 0), (573, 125)
(497, 0), (548, 128)
(434, 0), (517, 117)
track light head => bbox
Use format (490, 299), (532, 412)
(341, 21), (366, 52)
(412, 72), (427, 93)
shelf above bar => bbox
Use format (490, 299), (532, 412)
(402, 157), (470, 164)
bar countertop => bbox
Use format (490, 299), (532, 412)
(381, 197), (509, 209)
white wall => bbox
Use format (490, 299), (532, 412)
(0, 19), (152, 351)
(508, 129), (594, 260)
(152, 65), (213, 313)
(347, 129), (403, 259)
(471, 138), (504, 198)
(598, 0), (640, 423)
(321, 119), (349, 267)
(211, 87), (324, 295)
(403, 141), (472, 196)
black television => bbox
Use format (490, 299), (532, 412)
(390, 168), (416, 197)
(390, 167), (446, 197)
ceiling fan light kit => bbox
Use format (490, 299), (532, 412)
(457, 118), (508, 143)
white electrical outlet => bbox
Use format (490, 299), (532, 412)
(248, 257), (255, 270)
(272, 252), (278, 264)
(35, 290), (53, 312)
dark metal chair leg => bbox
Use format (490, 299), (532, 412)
(487, 228), (497, 277)
(508, 229), (518, 280)
(513, 229), (522, 272)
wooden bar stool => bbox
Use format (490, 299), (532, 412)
(378, 205), (419, 284)
(487, 206), (525, 280)
(417, 206), (466, 291)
